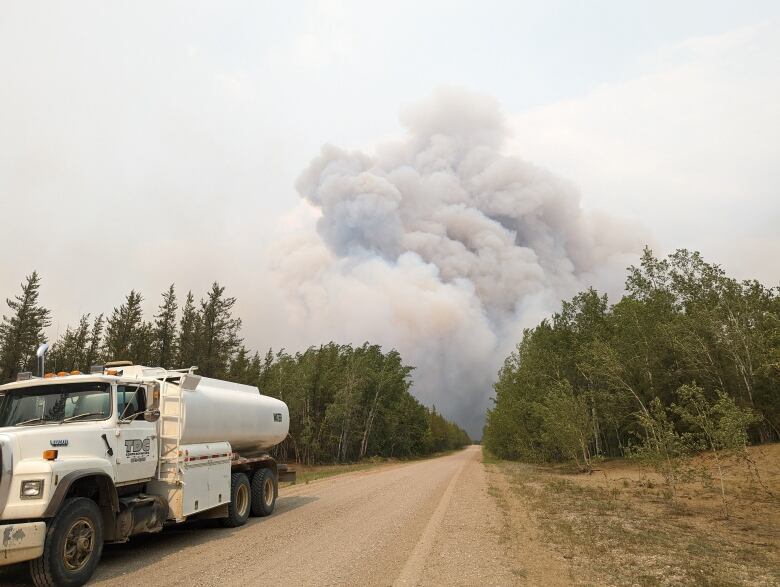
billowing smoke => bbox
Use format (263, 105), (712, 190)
(269, 88), (640, 436)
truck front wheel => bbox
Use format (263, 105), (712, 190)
(29, 497), (104, 587)
(220, 472), (251, 528)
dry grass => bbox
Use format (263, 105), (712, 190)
(283, 449), (463, 485)
(485, 444), (780, 587)
(285, 460), (391, 485)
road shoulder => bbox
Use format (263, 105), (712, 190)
(414, 447), (521, 586)
(486, 451), (780, 587)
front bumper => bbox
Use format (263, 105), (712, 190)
(0, 521), (46, 565)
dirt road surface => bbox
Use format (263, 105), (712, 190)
(0, 446), (523, 586)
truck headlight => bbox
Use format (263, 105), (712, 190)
(20, 479), (44, 499)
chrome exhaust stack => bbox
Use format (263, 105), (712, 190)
(36, 343), (49, 377)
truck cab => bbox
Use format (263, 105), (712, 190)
(0, 364), (291, 587)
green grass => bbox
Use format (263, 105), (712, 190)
(481, 446), (501, 464)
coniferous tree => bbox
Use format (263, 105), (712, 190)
(131, 320), (156, 366)
(228, 346), (252, 384)
(0, 271), (51, 382)
(49, 314), (91, 372)
(153, 284), (178, 368)
(83, 314), (104, 369)
(257, 348), (275, 391)
(260, 342), (469, 464)
(104, 290), (143, 362)
(248, 351), (263, 386)
(197, 282), (241, 378)
(177, 291), (200, 368)
(0, 273), (473, 463)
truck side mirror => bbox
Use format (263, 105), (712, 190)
(144, 409), (161, 423)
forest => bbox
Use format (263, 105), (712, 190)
(484, 248), (779, 469)
(0, 274), (470, 464)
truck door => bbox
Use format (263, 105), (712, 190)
(115, 384), (158, 484)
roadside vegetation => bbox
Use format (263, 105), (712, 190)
(484, 248), (778, 471)
(0, 272), (470, 464)
(485, 444), (780, 586)
(482, 247), (779, 585)
(286, 449), (461, 485)
(287, 460), (390, 485)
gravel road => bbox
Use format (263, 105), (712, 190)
(0, 446), (518, 586)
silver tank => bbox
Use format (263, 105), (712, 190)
(175, 375), (289, 455)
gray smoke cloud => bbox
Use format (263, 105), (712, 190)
(270, 88), (640, 436)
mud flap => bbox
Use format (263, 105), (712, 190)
(278, 464), (296, 484)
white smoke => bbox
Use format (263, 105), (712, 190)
(270, 88), (641, 436)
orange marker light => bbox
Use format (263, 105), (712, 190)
(43, 450), (58, 461)
(70, 370), (81, 375)
(106, 369), (118, 376)
(56, 371), (68, 377)
(44, 373), (55, 379)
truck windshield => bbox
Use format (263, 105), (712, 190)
(0, 382), (111, 427)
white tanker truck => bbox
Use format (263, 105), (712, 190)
(0, 358), (294, 587)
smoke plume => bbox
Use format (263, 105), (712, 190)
(271, 88), (639, 436)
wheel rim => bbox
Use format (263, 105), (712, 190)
(263, 476), (274, 507)
(63, 517), (95, 571)
(236, 483), (249, 516)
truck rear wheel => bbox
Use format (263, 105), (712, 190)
(220, 472), (251, 528)
(250, 468), (277, 517)
(29, 497), (104, 587)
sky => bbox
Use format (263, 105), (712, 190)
(1, 1), (778, 435)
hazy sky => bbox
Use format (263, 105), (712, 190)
(1, 1), (778, 433)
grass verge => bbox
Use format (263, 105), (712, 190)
(290, 460), (392, 485)
(284, 448), (465, 485)
(486, 450), (779, 587)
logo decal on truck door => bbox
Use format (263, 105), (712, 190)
(273, 413), (283, 422)
(124, 437), (151, 462)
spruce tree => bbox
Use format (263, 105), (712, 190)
(257, 348), (275, 391)
(83, 314), (104, 370)
(153, 284), (178, 368)
(0, 271), (51, 382)
(131, 321), (156, 366)
(228, 346), (251, 384)
(104, 290), (143, 362)
(248, 351), (263, 386)
(177, 291), (200, 368)
(49, 314), (91, 372)
(198, 282), (242, 378)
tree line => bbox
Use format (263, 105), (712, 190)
(484, 248), (779, 470)
(0, 272), (470, 463)
(247, 343), (470, 464)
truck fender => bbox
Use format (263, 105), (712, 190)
(42, 469), (119, 518)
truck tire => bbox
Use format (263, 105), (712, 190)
(29, 497), (104, 587)
(250, 468), (277, 517)
(220, 472), (251, 528)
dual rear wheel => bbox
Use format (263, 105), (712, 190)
(251, 468), (277, 517)
(220, 468), (277, 528)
